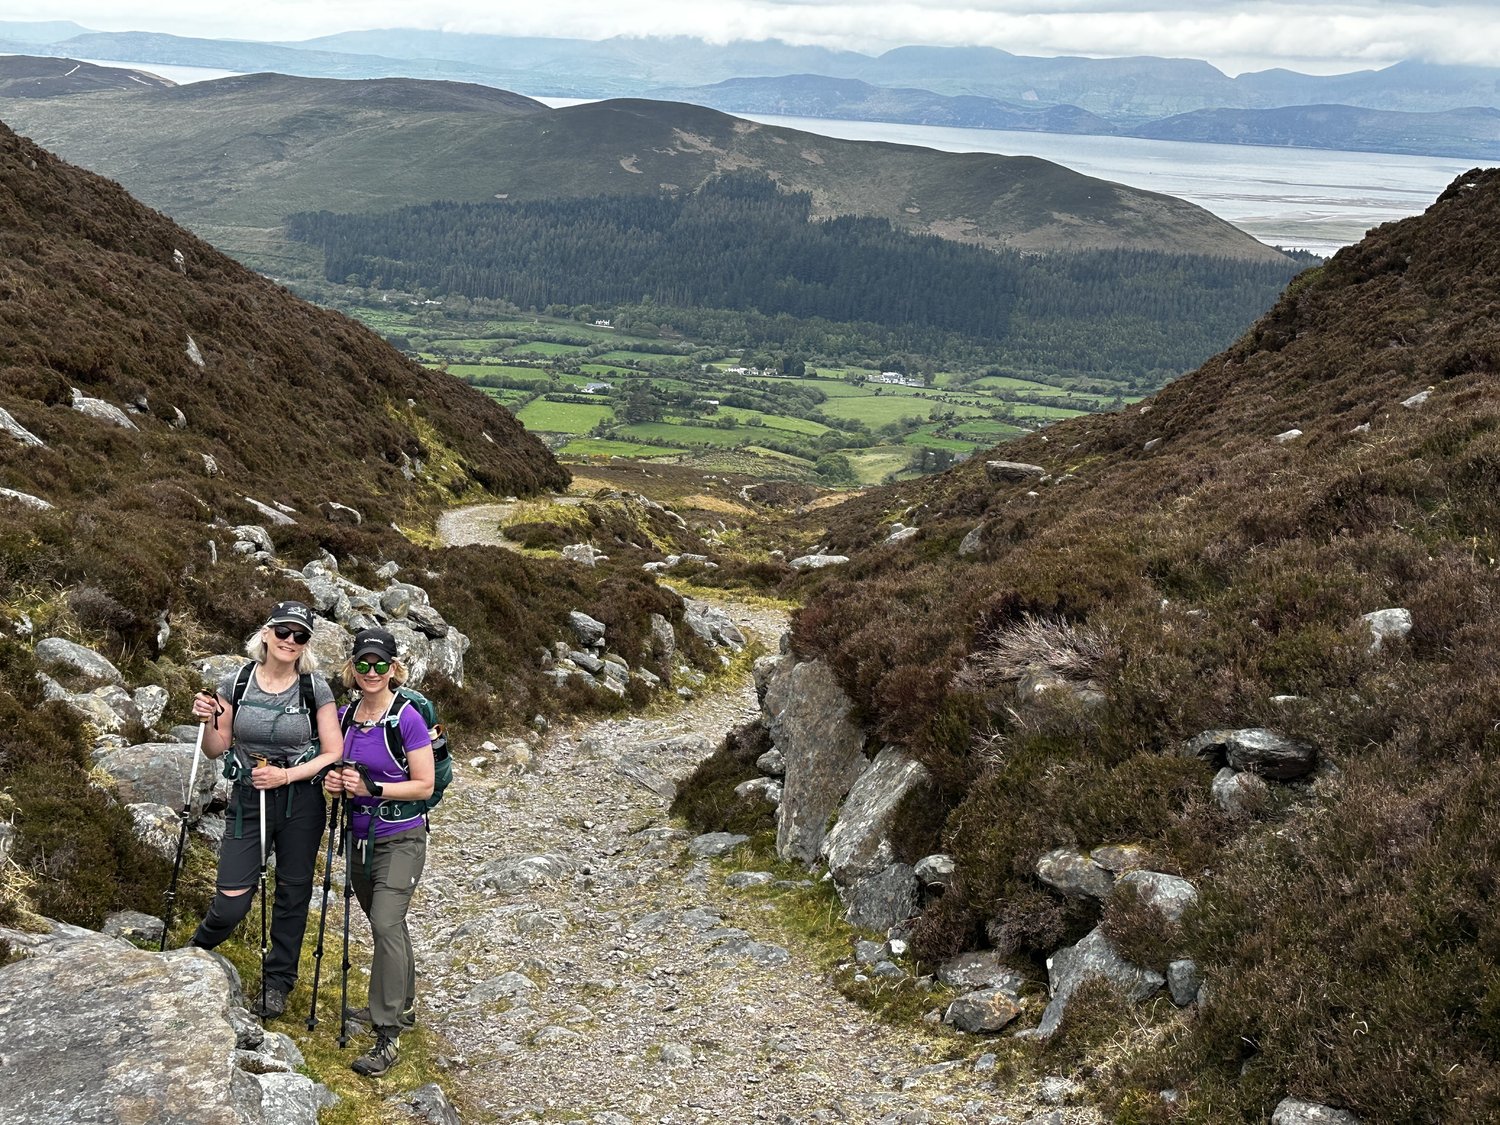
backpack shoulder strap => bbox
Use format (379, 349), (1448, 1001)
(383, 697), (412, 775)
(230, 661), (256, 708)
(299, 672), (316, 716)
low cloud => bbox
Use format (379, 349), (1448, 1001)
(13, 1), (1500, 76)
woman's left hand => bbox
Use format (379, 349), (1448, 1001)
(250, 764), (290, 790)
(339, 765), (370, 798)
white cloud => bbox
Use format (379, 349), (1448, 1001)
(6, 2), (1500, 75)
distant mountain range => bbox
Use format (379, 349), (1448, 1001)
(0, 63), (1288, 275)
(3, 21), (1500, 158)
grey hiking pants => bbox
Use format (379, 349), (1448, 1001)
(191, 780), (329, 992)
(349, 827), (427, 1034)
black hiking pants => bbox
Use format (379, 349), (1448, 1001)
(191, 780), (329, 993)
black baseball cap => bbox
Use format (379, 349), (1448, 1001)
(266, 601), (316, 632)
(352, 627), (398, 661)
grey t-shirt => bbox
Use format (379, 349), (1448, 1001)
(217, 665), (335, 767)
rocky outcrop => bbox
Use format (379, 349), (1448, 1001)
(1184, 727), (1318, 780)
(0, 920), (330, 1123)
(761, 657), (870, 866)
(1038, 927), (1165, 1036)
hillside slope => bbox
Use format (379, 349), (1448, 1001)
(0, 122), (711, 941)
(0, 69), (1287, 269)
(772, 169), (1500, 1120)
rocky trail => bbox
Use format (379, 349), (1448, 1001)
(391, 508), (1085, 1124)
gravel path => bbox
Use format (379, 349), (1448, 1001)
(410, 508), (1086, 1123)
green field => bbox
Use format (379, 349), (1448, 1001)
(475, 387), (535, 406)
(448, 363), (553, 382)
(907, 427), (981, 452)
(560, 438), (687, 458)
(846, 447), (918, 485)
(616, 421), (746, 447)
(515, 400), (613, 433)
(506, 341), (589, 357)
(716, 405), (831, 436)
(579, 364), (641, 377)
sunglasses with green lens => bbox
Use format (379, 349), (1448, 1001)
(354, 660), (391, 675)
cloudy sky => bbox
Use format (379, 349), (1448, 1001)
(7, 2), (1497, 76)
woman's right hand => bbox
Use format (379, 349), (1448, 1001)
(323, 766), (346, 796)
(191, 691), (219, 723)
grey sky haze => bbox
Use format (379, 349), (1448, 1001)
(4, 2), (1496, 76)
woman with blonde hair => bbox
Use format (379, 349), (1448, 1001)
(325, 626), (434, 1077)
(188, 600), (344, 1020)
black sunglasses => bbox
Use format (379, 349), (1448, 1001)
(354, 659), (392, 675)
(271, 624), (311, 645)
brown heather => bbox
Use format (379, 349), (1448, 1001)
(779, 168), (1500, 1120)
(0, 122), (705, 939)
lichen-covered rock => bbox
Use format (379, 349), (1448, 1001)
(34, 637), (123, 684)
(1036, 847), (1114, 899)
(96, 741), (217, 815)
(1114, 870), (1198, 922)
(1038, 927), (1164, 1036)
(1272, 1097), (1363, 1125)
(838, 862), (919, 932)
(944, 987), (1022, 1033)
(764, 659), (870, 865)
(1185, 728), (1318, 780)
(821, 745), (932, 883)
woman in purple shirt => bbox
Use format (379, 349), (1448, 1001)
(324, 627), (434, 1077)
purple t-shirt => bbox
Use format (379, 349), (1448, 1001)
(339, 702), (433, 841)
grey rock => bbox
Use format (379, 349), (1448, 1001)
(755, 747), (786, 776)
(647, 613), (675, 666)
(1212, 767), (1268, 815)
(937, 951), (1027, 995)
(0, 937), (322, 1124)
(405, 602), (450, 638)
(1090, 844), (1150, 873)
(320, 501), (362, 525)
(231, 524), (275, 554)
(985, 460), (1046, 483)
(1185, 728), (1318, 780)
(70, 386), (138, 430)
(102, 909), (166, 944)
(885, 526), (919, 543)
(97, 742), (216, 815)
(570, 649), (604, 673)
(765, 658), (870, 865)
(839, 862), (919, 931)
(614, 753), (677, 800)
(683, 600), (746, 650)
(943, 987), (1022, 1033)
(127, 801), (182, 860)
(725, 871), (774, 889)
(0, 405), (43, 446)
(0, 487), (52, 511)
(1143, 437), (1162, 452)
(1114, 870), (1198, 922)
(1274, 428), (1304, 443)
(1038, 927), (1164, 1036)
(821, 745), (932, 882)
(304, 617), (351, 676)
(1400, 390), (1432, 409)
(958, 525), (984, 557)
(184, 335), (204, 367)
(242, 496), (296, 526)
(1038, 1076), (1081, 1105)
(469, 972), (538, 1004)
(1360, 607), (1412, 653)
(688, 832), (749, 858)
(133, 684), (170, 730)
(392, 1083), (461, 1125)
(569, 610), (607, 646)
(561, 543), (607, 566)
(1271, 1098), (1363, 1125)
(474, 854), (573, 894)
(34, 636), (123, 684)
(1036, 847), (1114, 899)
(1167, 959), (1201, 1007)
(788, 553), (850, 569)
(733, 776), (782, 804)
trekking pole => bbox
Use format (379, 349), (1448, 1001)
(159, 709), (210, 951)
(337, 774), (355, 1049)
(306, 787), (341, 1031)
(254, 753), (270, 1019)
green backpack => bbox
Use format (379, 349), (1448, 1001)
(339, 686), (454, 818)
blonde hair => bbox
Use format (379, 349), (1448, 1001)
(246, 627), (320, 673)
(339, 656), (409, 690)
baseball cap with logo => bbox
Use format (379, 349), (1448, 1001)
(266, 601), (316, 633)
(352, 627), (399, 662)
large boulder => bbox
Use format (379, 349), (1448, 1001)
(821, 745), (932, 883)
(1036, 847), (1115, 899)
(838, 862), (920, 932)
(0, 929), (323, 1123)
(1038, 927), (1164, 1036)
(763, 658), (870, 865)
(1114, 870), (1198, 922)
(95, 741), (218, 816)
(33, 637), (123, 684)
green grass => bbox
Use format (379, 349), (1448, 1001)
(596, 347), (686, 361)
(819, 396), (939, 426)
(505, 341), (589, 357)
(446, 363), (553, 382)
(716, 406), (831, 436)
(560, 438), (687, 457)
(615, 421), (746, 447)
(515, 400), (613, 433)
(907, 427), (982, 452)
(475, 387), (535, 406)
(742, 444), (817, 465)
(845, 447), (917, 484)
(579, 364), (640, 377)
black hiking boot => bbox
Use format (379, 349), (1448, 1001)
(351, 1031), (400, 1077)
(251, 985), (287, 1020)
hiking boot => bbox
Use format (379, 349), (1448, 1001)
(251, 986), (287, 1020)
(344, 1001), (416, 1029)
(351, 1031), (400, 1077)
